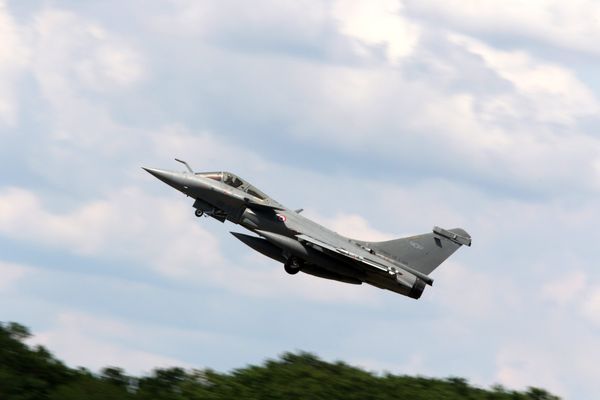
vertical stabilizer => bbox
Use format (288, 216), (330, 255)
(367, 227), (471, 275)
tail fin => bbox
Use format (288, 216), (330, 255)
(368, 226), (471, 275)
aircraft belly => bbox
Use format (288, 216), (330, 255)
(255, 230), (366, 282)
(295, 232), (426, 298)
(304, 257), (366, 282)
(253, 223), (426, 299)
(301, 265), (362, 285)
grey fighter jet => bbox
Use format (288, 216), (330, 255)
(143, 159), (471, 299)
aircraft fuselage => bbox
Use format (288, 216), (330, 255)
(143, 164), (471, 299)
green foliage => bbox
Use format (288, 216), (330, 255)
(49, 375), (134, 400)
(0, 322), (75, 400)
(0, 322), (560, 400)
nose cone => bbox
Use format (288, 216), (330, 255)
(142, 167), (188, 190)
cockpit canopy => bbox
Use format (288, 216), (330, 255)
(195, 171), (268, 200)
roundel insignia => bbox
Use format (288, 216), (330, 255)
(409, 240), (424, 250)
(276, 214), (287, 222)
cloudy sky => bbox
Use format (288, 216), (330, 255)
(1, 0), (599, 398)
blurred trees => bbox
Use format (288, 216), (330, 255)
(0, 322), (560, 399)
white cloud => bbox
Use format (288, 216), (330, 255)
(41, 1), (594, 199)
(0, 261), (30, 291)
(495, 346), (565, 397)
(0, 185), (224, 274)
(31, 9), (145, 92)
(0, 1), (29, 125)
(75, 44), (145, 91)
(267, 33), (600, 195)
(28, 312), (190, 374)
(13, 7), (147, 157)
(150, 126), (271, 174)
(581, 286), (600, 327)
(0, 187), (114, 254)
(0, 4), (148, 186)
(428, 262), (518, 319)
(450, 33), (600, 125)
(332, 0), (420, 62)
(150, 0), (333, 55)
(10, 0), (599, 199)
(405, 0), (600, 56)
(541, 271), (586, 306)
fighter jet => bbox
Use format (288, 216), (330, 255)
(143, 159), (471, 299)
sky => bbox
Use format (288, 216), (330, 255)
(0, 0), (599, 398)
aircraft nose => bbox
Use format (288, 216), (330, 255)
(142, 167), (186, 189)
(143, 167), (170, 181)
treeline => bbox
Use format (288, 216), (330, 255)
(0, 322), (559, 400)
